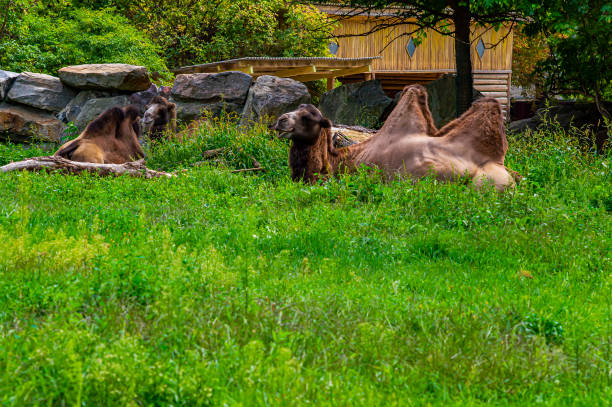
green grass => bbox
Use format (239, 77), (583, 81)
(0, 119), (610, 406)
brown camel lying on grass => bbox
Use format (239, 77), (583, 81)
(270, 85), (518, 191)
(55, 105), (144, 164)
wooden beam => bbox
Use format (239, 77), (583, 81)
(268, 65), (316, 78)
(291, 64), (372, 83)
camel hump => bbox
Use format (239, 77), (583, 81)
(84, 106), (125, 136)
(436, 97), (507, 163)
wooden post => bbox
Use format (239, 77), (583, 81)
(506, 72), (512, 121)
(327, 77), (335, 91)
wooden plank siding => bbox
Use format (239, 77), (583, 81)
(325, 10), (513, 117)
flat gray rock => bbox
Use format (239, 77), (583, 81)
(7, 72), (76, 113)
(241, 75), (310, 124)
(58, 90), (113, 123)
(171, 71), (252, 104)
(74, 95), (130, 130)
(0, 70), (19, 100)
(0, 102), (64, 142)
(319, 80), (391, 129)
(172, 99), (244, 122)
(58, 64), (151, 91)
(424, 74), (482, 128)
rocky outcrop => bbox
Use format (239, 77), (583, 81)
(73, 95), (130, 130)
(241, 75), (311, 124)
(58, 64), (151, 91)
(319, 80), (392, 129)
(129, 85), (159, 113)
(0, 103), (64, 142)
(57, 90), (113, 123)
(7, 72), (76, 113)
(0, 70), (19, 100)
(424, 74), (482, 128)
(509, 102), (611, 151)
(170, 71), (252, 121)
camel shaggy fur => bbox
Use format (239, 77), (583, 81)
(54, 105), (144, 164)
(271, 85), (517, 191)
(141, 96), (177, 140)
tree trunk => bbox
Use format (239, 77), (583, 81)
(0, 156), (174, 178)
(453, 1), (474, 117)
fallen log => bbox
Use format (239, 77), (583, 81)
(0, 156), (174, 178)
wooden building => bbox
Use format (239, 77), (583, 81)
(173, 5), (514, 117)
(319, 5), (514, 116)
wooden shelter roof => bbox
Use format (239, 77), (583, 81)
(172, 56), (381, 83)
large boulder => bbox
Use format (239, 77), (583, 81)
(170, 100), (228, 122)
(241, 75), (311, 124)
(424, 74), (482, 128)
(7, 72), (76, 113)
(0, 103), (64, 142)
(319, 80), (392, 128)
(0, 70), (19, 100)
(73, 95), (130, 130)
(509, 101), (611, 151)
(58, 64), (151, 92)
(58, 90), (113, 123)
(170, 71), (252, 121)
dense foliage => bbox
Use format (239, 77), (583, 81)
(0, 0), (332, 75)
(522, 0), (612, 121)
(0, 120), (610, 405)
(0, 3), (169, 77)
(108, 0), (334, 67)
(511, 28), (549, 98)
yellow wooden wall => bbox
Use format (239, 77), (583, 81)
(332, 17), (513, 72)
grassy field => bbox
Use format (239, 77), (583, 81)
(0, 119), (610, 406)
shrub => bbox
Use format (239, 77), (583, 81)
(0, 7), (170, 79)
(88, 0), (334, 68)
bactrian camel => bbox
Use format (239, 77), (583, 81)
(270, 85), (518, 191)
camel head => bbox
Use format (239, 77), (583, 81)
(270, 104), (332, 143)
(271, 104), (341, 183)
(141, 96), (177, 138)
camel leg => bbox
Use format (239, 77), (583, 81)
(379, 85), (437, 136)
(472, 163), (515, 192)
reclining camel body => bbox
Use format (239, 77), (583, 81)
(271, 85), (516, 191)
(55, 105), (144, 164)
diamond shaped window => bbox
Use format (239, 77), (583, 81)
(329, 42), (339, 55)
(406, 37), (416, 58)
(476, 39), (486, 59)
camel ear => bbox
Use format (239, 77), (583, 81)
(320, 118), (332, 129)
(168, 102), (176, 113)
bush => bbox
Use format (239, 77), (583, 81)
(0, 7), (170, 79)
(95, 0), (334, 67)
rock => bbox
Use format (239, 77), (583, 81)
(58, 64), (151, 91)
(0, 102), (64, 142)
(508, 101), (612, 151)
(171, 99), (240, 122)
(0, 70), (19, 100)
(129, 84), (159, 114)
(424, 74), (482, 128)
(241, 75), (311, 124)
(58, 90), (113, 123)
(7, 72), (76, 113)
(74, 95), (130, 130)
(170, 71), (252, 120)
(319, 80), (391, 128)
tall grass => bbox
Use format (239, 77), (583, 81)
(0, 119), (610, 406)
